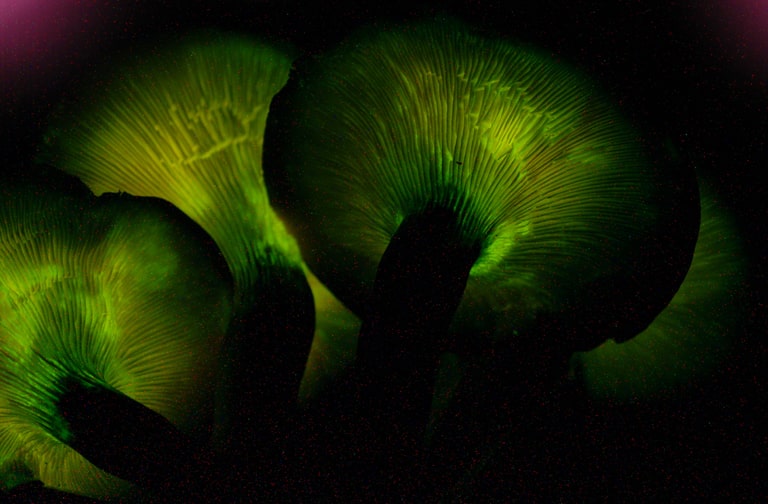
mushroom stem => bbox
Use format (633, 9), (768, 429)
(424, 344), (573, 499)
(361, 206), (480, 353)
(57, 379), (204, 499)
(353, 204), (481, 495)
(212, 263), (315, 493)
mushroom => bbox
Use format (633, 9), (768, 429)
(0, 172), (233, 498)
(262, 18), (699, 471)
(570, 180), (747, 402)
(37, 32), (361, 488)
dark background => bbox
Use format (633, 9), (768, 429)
(1, 0), (765, 501)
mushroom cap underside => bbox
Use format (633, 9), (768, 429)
(0, 180), (233, 497)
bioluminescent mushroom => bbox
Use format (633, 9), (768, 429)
(263, 19), (698, 421)
(37, 33), (361, 489)
(0, 175), (233, 498)
(39, 33), (360, 402)
(570, 180), (747, 402)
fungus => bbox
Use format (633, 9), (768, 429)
(0, 175), (233, 498)
(263, 19), (698, 423)
(37, 33), (360, 483)
(570, 181), (747, 402)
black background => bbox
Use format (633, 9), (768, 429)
(1, 1), (765, 501)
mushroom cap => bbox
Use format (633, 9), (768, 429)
(0, 178), (233, 497)
(570, 181), (747, 402)
(264, 20), (698, 347)
(39, 32), (299, 309)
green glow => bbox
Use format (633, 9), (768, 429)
(0, 184), (232, 497)
(570, 182), (747, 402)
(40, 32), (300, 310)
(39, 32), (360, 395)
(271, 20), (670, 341)
(298, 269), (361, 403)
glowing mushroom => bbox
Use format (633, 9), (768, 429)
(263, 19), (699, 435)
(0, 174), (233, 498)
(36, 33), (358, 465)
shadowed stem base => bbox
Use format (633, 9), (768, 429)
(350, 205), (482, 497)
(57, 379), (214, 502)
(212, 264), (315, 497)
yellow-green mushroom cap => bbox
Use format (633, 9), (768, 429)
(570, 181), (747, 402)
(0, 180), (233, 497)
(264, 20), (697, 348)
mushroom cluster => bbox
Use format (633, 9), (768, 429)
(1, 17), (746, 503)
